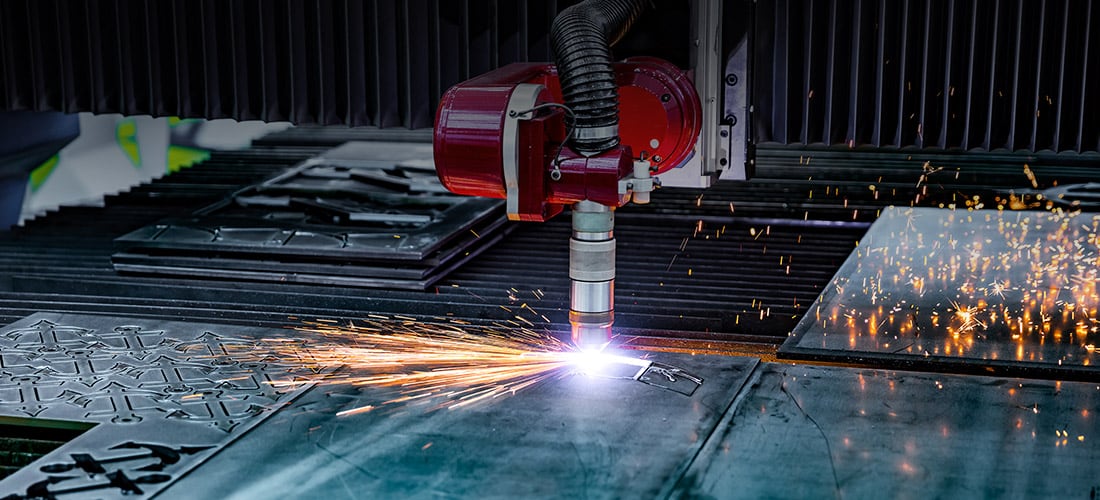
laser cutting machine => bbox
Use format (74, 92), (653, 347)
(0, 0), (738, 352)
(1, 1), (1100, 498)
(433, 29), (699, 349)
(432, 0), (726, 350)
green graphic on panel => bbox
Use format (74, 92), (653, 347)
(168, 146), (209, 173)
(116, 119), (141, 168)
(29, 155), (60, 192)
(31, 117), (212, 197)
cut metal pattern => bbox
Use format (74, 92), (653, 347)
(0, 319), (301, 428)
(0, 313), (322, 499)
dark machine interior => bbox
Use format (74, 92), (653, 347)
(0, 1), (1098, 498)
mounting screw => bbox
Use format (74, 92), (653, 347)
(661, 93), (671, 103)
(720, 129), (729, 138)
(725, 74), (739, 86)
(719, 158), (728, 166)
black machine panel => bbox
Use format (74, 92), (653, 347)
(0, 0), (689, 128)
(4, 0), (1098, 157)
(752, 0), (1100, 154)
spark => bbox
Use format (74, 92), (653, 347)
(916, 161), (944, 189)
(256, 319), (647, 415)
(1023, 164), (1039, 189)
(949, 300), (987, 335)
(984, 279), (1010, 299)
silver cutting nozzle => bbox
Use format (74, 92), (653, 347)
(569, 200), (615, 351)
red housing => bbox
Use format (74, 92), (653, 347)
(433, 58), (700, 221)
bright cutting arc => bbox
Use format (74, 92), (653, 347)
(263, 318), (650, 416)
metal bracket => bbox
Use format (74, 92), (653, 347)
(661, 0), (727, 188)
(720, 37), (750, 181)
(618, 160), (657, 204)
(691, 0), (724, 184)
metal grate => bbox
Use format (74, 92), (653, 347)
(753, 0), (1100, 153)
(0, 420), (93, 481)
(4, 129), (1099, 346)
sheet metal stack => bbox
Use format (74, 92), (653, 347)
(112, 142), (509, 291)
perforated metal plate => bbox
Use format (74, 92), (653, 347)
(112, 216), (512, 291)
(0, 313), (324, 500)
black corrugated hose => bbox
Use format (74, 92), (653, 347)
(550, 0), (648, 155)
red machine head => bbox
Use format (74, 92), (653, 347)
(433, 57), (701, 221)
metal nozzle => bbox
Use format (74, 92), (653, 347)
(569, 200), (615, 351)
(570, 311), (613, 351)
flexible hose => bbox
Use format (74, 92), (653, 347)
(550, 0), (648, 155)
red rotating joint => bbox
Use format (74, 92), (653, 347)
(433, 58), (700, 221)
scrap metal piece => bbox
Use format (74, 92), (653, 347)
(638, 362), (704, 396)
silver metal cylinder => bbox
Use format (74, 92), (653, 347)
(570, 280), (613, 313)
(569, 200), (615, 350)
(569, 239), (616, 282)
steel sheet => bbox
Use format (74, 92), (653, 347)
(782, 207), (1100, 380)
(159, 352), (758, 499)
(673, 362), (1100, 499)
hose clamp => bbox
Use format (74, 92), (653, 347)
(502, 84), (546, 220)
(572, 124), (619, 140)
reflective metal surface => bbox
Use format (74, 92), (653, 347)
(4, 310), (1100, 499)
(0, 313), (322, 499)
(782, 207), (1100, 380)
(159, 353), (759, 499)
(673, 362), (1100, 499)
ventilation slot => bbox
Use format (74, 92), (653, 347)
(0, 418), (95, 480)
(753, 0), (1100, 153)
(0, 0), (572, 127)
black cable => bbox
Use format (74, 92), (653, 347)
(510, 103), (576, 171)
